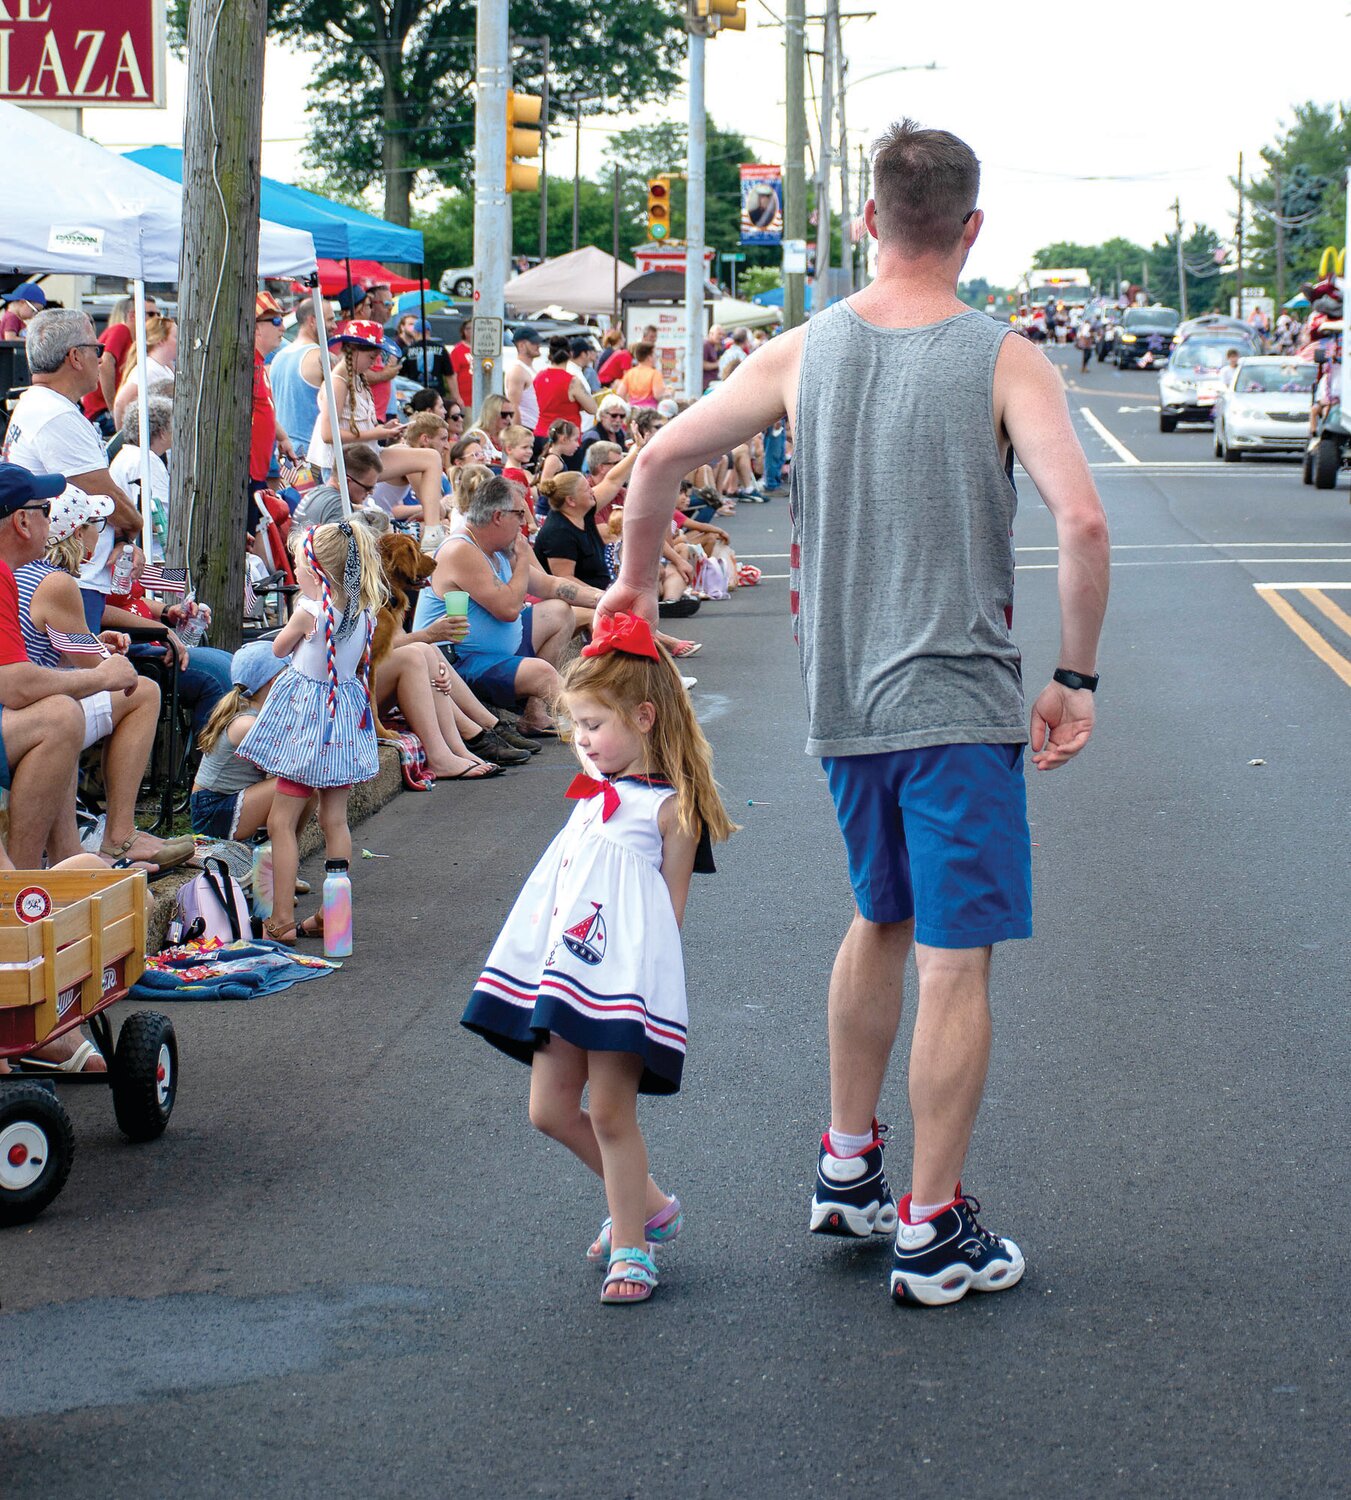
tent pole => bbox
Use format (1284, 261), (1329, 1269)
(132, 279), (155, 561)
(312, 279), (352, 517)
(345, 256), (353, 307)
(418, 263), (427, 386)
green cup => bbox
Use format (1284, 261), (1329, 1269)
(443, 590), (470, 619)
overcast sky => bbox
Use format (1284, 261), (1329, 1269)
(86, 0), (1351, 285)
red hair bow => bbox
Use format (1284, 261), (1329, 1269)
(581, 611), (660, 662)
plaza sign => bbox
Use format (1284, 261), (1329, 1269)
(0, 0), (165, 107)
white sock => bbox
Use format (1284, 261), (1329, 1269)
(827, 1126), (874, 1158)
(906, 1197), (953, 1224)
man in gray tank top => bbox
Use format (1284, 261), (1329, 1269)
(600, 119), (1110, 1308)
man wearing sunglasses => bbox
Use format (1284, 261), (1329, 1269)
(2, 308), (144, 630)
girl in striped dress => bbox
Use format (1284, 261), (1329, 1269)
(461, 613), (735, 1305)
(239, 521), (384, 944)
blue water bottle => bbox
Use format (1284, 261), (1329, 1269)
(322, 859), (352, 958)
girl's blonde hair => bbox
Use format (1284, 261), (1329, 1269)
(339, 345), (369, 438)
(451, 462), (493, 515)
(45, 531), (87, 576)
(289, 519), (386, 618)
(537, 471), (588, 512)
(198, 684), (250, 755)
(556, 646), (737, 845)
(142, 315), (176, 353)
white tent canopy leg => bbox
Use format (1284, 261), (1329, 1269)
(311, 282), (351, 518)
(133, 280), (155, 560)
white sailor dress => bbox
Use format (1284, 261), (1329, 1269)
(462, 774), (713, 1094)
(238, 597), (379, 790)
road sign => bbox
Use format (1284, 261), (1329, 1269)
(783, 238), (808, 274)
(471, 317), (503, 357)
(721, 252), (746, 262)
(1241, 286), (1267, 300)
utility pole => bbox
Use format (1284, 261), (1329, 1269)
(836, 40), (849, 280)
(1273, 163), (1285, 311)
(538, 36), (549, 260)
(812, 0), (837, 311)
(1236, 151), (1244, 321)
(856, 142), (868, 289)
(573, 100), (582, 251)
(784, 0), (808, 328)
(1172, 198), (1187, 319)
(612, 165), (620, 322)
(684, 12), (707, 402)
(472, 0), (509, 410)
(170, 0), (266, 650)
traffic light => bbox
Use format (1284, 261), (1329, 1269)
(506, 90), (542, 193)
(693, 0), (747, 30)
(647, 176), (672, 241)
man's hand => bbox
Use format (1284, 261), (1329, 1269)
(96, 654), (140, 696)
(1029, 682), (1095, 771)
(596, 580), (658, 629)
(278, 434), (298, 463)
(419, 615), (470, 645)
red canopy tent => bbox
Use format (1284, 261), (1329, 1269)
(313, 258), (428, 296)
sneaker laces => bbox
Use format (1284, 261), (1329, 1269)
(959, 1194), (1002, 1250)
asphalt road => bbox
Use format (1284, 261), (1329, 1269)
(3, 344), (1348, 1499)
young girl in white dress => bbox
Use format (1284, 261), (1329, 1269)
(239, 520), (384, 944)
(462, 612), (734, 1305)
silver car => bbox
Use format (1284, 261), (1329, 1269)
(1211, 357), (1318, 461)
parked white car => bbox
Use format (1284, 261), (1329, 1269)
(1212, 356), (1318, 461)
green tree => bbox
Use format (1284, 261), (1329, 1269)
(172, 1), (686, 228)
(740, 266), (782, 300)
(1029, 237), (1148, 296)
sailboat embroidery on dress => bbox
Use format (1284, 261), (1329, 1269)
(561, 902), (607, 966)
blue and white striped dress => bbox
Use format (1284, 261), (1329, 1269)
(238, 597), (379, 789)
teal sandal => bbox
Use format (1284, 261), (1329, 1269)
(601, 1247), (658, 1305)
(587, 1195), (683, 1264)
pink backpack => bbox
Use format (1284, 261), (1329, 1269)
(171, 857), (251, 946)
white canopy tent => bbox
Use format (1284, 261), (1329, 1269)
(504, 246), (638, 319)
(710, 296), (782, 332)
(0, 101), (332, 555)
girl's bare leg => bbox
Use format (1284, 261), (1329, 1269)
(266, 790), (310, 932)
(586, 1050), (655, 1297)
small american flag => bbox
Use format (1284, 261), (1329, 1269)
(244, 575), (260, 619)
(46, 625), (109, 659)
(139, 565), (188, 596)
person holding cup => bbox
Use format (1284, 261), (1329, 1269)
(411, 474), (603, 735)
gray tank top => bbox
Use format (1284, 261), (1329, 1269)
(789, 302), (1027, 756)
(195, 712), (265, 794)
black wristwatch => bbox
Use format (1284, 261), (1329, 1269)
(1053, 667), (1099, 693)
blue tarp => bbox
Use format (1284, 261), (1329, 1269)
(752, 286), (822, 311)
(125, 146), (424, 264)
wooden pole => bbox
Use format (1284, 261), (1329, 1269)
(169, 0), (267, 652)
(1236, 152), (1244, 321)
(1273, 164), (1286, 312)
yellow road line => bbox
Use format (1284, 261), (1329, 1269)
(1302, 587), (1351, 641)
(1254, 587), (1351, 687)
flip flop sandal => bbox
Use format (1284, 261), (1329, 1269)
(600, 1247), (659, 1305)
(668, 640), (702, 658)
(588, 1196), (683, 1264)
(440, 762), (502, 779)
(296, 912), (325, 940)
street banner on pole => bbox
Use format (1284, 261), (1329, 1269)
(740, 164), (783, 245)
(0, 0), (165, 107)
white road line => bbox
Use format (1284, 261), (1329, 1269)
(1077, 406), (1140, 465)
(1255, 582), (1351, 590)
(1014, 542), (1351, 552)
(1017, 557), (1351, 571)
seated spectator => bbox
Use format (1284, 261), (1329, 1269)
(445, 462), (494, 541)
(413, 474), (604, 731)
(309, 321), (446, 546)
(108, 395), (172, 561)
(293, 443), (383, 530)
(449, 433), (487, 469)
(615, 341), (665, 411)
(0, 282), (46, 341)
(718, 326), (752, 382)
(534, 473), (611, 591)
(536, 419), (580, 488)
(1, 308), (143, 632)
(444, 397), (466, 444)
(192, 642), (317, 839)
(15, 488), (194, 871)
(405, 387), (446, 421)
(369, 418), (451, 535)
(572, 394), (629, 473)
(472, 393), (515, 464)
(582, 440), (640, 525)
(112, 315), (177, 429)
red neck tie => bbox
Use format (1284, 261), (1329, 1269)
(565, 773), (620, 822)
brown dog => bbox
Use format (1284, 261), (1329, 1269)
(371, 532), (438, 740)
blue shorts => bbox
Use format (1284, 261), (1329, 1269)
(822, 743), (1032, 948)
(457, 604), (535, 708)
(190, 786), (244, 840)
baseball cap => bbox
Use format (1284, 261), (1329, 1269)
(3, 282), (46, 307)
(255, 290), (282, 318)
(47, 485), (114, 543)
(656, 398), (679, 419)
(231, 640), (287, 696)
(0, 461), (66, 518)
(512, 325), (543, 346)
(336, 283), (368, 313)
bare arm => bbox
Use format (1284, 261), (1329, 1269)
(996, 336), (1110, 770)
(589, 444), (640, 508)
(601, 334), (799, 622)
(529, 564), (601, 608)
(570, 376), (598, 415)
(503, 362), (530, 407)
(97, 350), (118, 412)
(657, 797), (698, 927)
(0, 653), (137, 709)
(67, 467), (141, 535)
(439, 538), (532, 622)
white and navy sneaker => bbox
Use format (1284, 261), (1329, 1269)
(889, 1189), (1025, 1307)
(809, 1123), (898, 1238)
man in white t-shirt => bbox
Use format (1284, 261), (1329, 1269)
(1, 309), (143, 629)
(718, 326), (752, 382)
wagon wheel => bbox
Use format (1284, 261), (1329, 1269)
(111, 1012), (178, 1142)
(0, 1082), (75, 1227)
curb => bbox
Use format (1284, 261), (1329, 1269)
(145, 743), (405, 952)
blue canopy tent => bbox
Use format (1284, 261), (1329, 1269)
(125, 146), (424, 262)
(752, 285), (822, 312)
